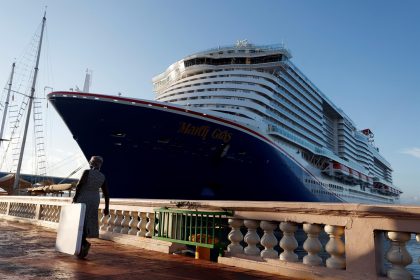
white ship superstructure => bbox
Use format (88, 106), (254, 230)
(153, 41), (400, 203)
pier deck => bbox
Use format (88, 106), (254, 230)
(0, 220), (291, 280)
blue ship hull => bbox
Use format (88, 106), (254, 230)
(49, 92), (339, 202)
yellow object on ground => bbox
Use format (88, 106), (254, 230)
(190, 234), (218, 260)
(195, 246), (211, 260)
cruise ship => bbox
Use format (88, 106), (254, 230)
(48, 41), (401, 203)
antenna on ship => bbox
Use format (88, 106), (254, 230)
(12, 11), (47, 195)
(82, 69), (92, 93)
(0, 62), (16, 146)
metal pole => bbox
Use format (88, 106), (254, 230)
(13, 12), (46, 195)
(0, 62), (16, 146)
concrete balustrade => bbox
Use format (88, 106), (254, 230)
(227, 218), (244, 255)
(106, 209), (115, 232)
(303, 223), (323, 266)
(145, 212), (155, 237)
(386, 231), (413, 279)
(1, 197), (420, 280)
(128, 210), (138, 235)
(137, 212), (148, 237)
(244, 219), (261, 256)
(113, 210), (123, 233)
(324, 225), (346, 269)
(279, 221), (299, 262)
(259, 221), (278, 259)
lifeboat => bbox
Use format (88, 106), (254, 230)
(359, 173), (369, 183)
(332, 162), (350, 177)
(372, 178), (401, 196)
(349, 169), (360, 181)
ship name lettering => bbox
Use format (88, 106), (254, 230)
(211, 129), (232, 143)
(178, 122), (209, 140)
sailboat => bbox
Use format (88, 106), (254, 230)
(0, 12), (48, 195)
(0, 12), (78, 196)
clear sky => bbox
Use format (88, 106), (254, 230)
(0, 0), (419, 203)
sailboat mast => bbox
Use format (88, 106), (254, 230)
(12, 12), (47, 194)
(0, 62), (16, 146)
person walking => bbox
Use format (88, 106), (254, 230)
(72, 156), (110, 259)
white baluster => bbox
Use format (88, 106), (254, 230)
(39, 205), (45, 220)
(303, 223), (322, 266)
(29, 204), (34, 218)
(244, 220), (261, 256)
(45, 205), (51, 221)
(26, 204), (30, 218)
(0, 202), (5, 214)
(48, 205), (54, 221)
(50, 206), (55, 222)
(279, 222), (298, 262)
(19, 203), (24, 217)
(386, 231), (413, 279)
(107, 210), (115, 232)
(17, 203), (22, 216)
(154, 213), (159, 236)
(9, 203), (15, 216)
(120, 210), (130, 234)
(417, 234), (420, 265)
(325, 225), (345, 269)
(137, 212), (147, 237)
(27, 204), (32, 218)
(28, 204), (34, 218)
(29, 204), (35, 219)
(24, 204), (28, 217)
(113, 210), (122, 233)
(260, 221), (278, 259)
(98, 209), (102, 224)
(27, 204), (33, 218)
(38, 204), (43, 220)
(13, 203), (18, 216)
(227, 219), (244, 255)
(50, 205), (56, 221)
(99, 209), (107, 231)
(145, 212), (155, 237)
(20, 204), (26, 217)
(128, 211), (139, 235)
(53, 206), (60, 222)
(42, 205), (48, 220)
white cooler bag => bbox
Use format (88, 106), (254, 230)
(55, 203), (86, 255)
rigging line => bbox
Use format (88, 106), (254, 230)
(2, 95), (30, 171)
(47, 153), (85, 171)
(14, 21), (43, 68)
(58, 164), (85, 184)
(2, 88), (31, 98)
(47, 154), (81, 169)
(43, 23), (54, 89)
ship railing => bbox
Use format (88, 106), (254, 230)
(267, 124), (370, 176)
(190, 43), (291, 58)
(0, 197), (420, 279)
